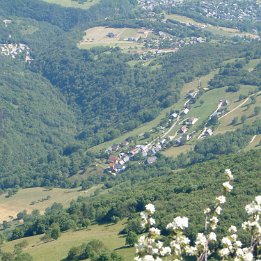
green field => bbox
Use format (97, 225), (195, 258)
(243, 58), (261, 72)
(166, 13), (259, 39)
(162, 85), (259, 158)
(217, 92), (261, 133)
(2, 221), (134, 261)
(78, 26), (152, 52)
(0, 186), (100, 222)
(162, 144), (194, 158)
(41, 0), (100, 9)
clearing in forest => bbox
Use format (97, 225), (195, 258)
(40, 0), (100, 9)
(0, 186), (100, 222)
(78, 26), (152, 50)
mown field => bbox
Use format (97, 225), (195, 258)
(78, 26), (152, 51)
(2, 221), (134, 261)
(0, 186), (100, 222)
(40, 0), (100, 9)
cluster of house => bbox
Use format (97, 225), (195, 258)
(138, 0), (184, 12)
(144, 35), (206, 50)
(105, 138), (171, 174)
(197, 0), (260, 22)
(0, 43), (33, 63)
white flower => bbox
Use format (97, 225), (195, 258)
(225, 169), (234, 180)
(210, 216), (219, 230)
(151, 248), (159, 255)
(242, 249), (254, 261)
(255, 195), (261, 205)
(215, 206), (222, 215)
(204, 208), (211, 214)
(149, 227), (161, 236)
(219, 248), (230, 257)
(195, 233), (207, 246)
(216, 195), (226, 204)
(178, 235), (190, 245)
(245, 202), (260, 215)
(208, 232), (217, 241)
(141, 212), (148, 220)
(145, 204), (155, 214)
(210, 216), (219, 224)
(148, 218), (156, 226)
(223, 181), (233, 192)
(185, 246), (197, 256)
(166, 216), (188, 231)
(228, 225), (237, 233)
(221, 237), (232, 246)
(156, 241), (163, 249)
(160, 247), (171, 256)
(143, 255), (155, 261)
(235, 240), (242, 248)
(231, 234), (237, 241)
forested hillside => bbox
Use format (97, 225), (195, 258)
(0, 58), (79, 188)
(0, 0), (260, 188)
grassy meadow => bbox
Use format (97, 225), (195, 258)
(40, 0), (100, 9)
(2, 221), (134, 261)
(0, 186), (100, 222)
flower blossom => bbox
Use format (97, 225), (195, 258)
(149, 227), (161, 236)
(208, 232), (217, 241)
(216, 195), (226, 205)
(223, 181), (233, 192)
(166, 216), (189, 231)
(225, 169), (234, 180)
(228, 225), (237, 233)
(145, 204), (156, 214)
(215, 206), (222, 215)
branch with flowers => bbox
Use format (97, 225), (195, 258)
(135, 169), (261, 261)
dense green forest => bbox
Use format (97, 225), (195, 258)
(209, 59), (261, 89)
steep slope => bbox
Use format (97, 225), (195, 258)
(0, 58), (78, 188)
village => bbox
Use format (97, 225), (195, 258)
(197, 0), (260, 22)
(104, 83), (231, 175)
(138, 0), (260, 23)
(138, 0), (184, 12)
(0, 19), (33, 63)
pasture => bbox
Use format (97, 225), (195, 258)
(41, 0), (100, 9)
(2, 221), (134, 261)
(0, 186), (99, 222)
